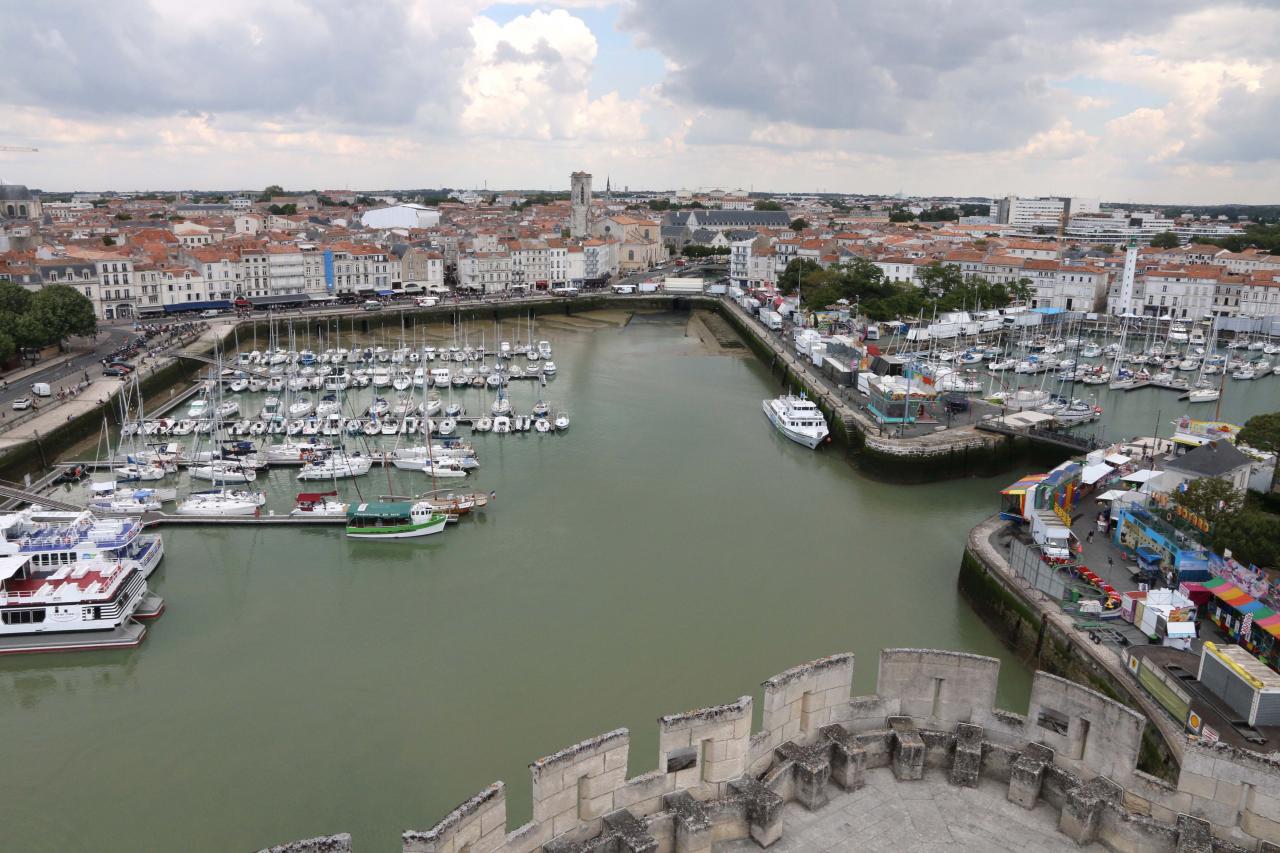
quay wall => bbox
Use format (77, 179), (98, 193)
(260, 649), (1280, 853)
(0, 328), (232, 484)
(960, 515), (1185, 782)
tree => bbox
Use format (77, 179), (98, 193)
(1212, 509), (1280, 569)
(259, 184), (284, 201)
(31, 285), (98, 344)
(888, 208), (915, 223)
(147, 212), (164, 219)
(1162, 208), (1184, 220)
(0, 281), (32, 317)
(102, 236), (116, 246)
(114, 213), (132, 221)
(0, 330), (15, 365)
(1151, 231), (1181, 249)
(754, 200), (783, 211)
(1239, 412), (1280, 492)
(779, 258), (820, 295)
(1173, 477), (1244, 530)
(1009, 277), (1034, 303)
(790, 218), (809, 231)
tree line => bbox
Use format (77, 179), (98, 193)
(779, 257), (1030, 320)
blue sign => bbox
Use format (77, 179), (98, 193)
(323, 250), (335, 293)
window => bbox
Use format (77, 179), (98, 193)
(3, 608), (46, 624)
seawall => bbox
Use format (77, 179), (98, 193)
(260, 648), (1280, 853)
(960, 514), (1185, 780)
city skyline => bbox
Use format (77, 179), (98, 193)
(1, 1), (1278, 204)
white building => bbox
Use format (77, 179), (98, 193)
(458, 251), (512, 293)
(359, 204), (441, 230)
(581, 239), (618, 282)
(996, 196), (1099, 234)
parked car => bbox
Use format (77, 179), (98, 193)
(103, 365), (131, 377)
(11, 397), (32, 410)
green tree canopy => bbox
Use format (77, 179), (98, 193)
(1150, 231), (1181, 249)
(1239, 412), (1280, 492)
(1173, 477), (1244, 530)
(31, 285), (98, 342)
(754, 200), (783, 211)
(888, 208), (915, 223)
(790, 218), (809, 231)
(259, 184), (284, 201)
(0, 281), (33, 316)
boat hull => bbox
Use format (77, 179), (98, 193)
(346, 516), (448, 539)
(762, 400), (827, 450)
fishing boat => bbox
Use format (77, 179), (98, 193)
(345, 502), (448, 539)
(761, 395), (826, 449)
(290, 491), (349, 517)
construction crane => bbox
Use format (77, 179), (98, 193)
(0, 146), (38, 153)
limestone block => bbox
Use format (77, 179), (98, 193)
(663, 792), (712, 853)
(820, 724), (867, 791)
(1242, 809), (1280, 843)
(551, 809), (583, 839)
(1059, 777), (1120, 845)
(702, 757), (744, 784)
(888, 717), (925, 782)
(1173, 814), (1213, 852)
(1258, 843), (1280, 853)
(1007, 745), (1053, 810)
(582, 765), (627, 800)
(1251, 790), (1280, 823)
(614, 771), (670, 812)
(728, 777), (784, 848)
(949, 722), (983, 788)
(1175, 771), (1217, 801)
(533, 784), (578, 824)
(580, 791), (615, 822)
(605, 746), (628, 772)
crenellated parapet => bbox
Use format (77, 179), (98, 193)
(259, 649), (1280, 853)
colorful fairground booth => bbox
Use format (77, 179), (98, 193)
(864, 374), (936, 425)
(1200, 576), (1280, 672)
(999, 461), (1081, 523)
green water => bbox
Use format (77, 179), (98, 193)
(1, 311), (1030, 853)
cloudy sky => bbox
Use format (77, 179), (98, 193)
(2, 0), (1277, 203)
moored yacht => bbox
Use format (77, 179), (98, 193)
(761, 395), (829, 449)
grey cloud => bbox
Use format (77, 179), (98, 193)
(619, 0), (1245, 152)
(0, 0), (475, 127)
(1184, 83), (1280, 163)
(492, 38), (565, 66)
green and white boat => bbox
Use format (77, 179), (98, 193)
(345, 501), (448, 539)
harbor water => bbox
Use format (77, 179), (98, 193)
(8, 309), (1035, 852)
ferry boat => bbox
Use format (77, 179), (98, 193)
(0, 550), (164, 654)
(0, 508), (165, 579)
(345, 502), (448, 539)
(762, 395), (829, 449)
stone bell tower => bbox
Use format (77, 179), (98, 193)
(570, 171), (593, 238)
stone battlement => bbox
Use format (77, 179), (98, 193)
(259, 649), (1280, 853)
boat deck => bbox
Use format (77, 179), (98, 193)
(2, 564), (129, 603)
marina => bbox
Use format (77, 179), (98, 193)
(0, 308), (1033, 853)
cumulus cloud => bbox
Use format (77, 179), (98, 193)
(462, 9), (648, 141)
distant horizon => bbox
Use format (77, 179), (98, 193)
(19, 183), (1278, 211)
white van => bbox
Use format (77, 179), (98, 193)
(611, 284), (637, 294)
(30, 382), (51, 398)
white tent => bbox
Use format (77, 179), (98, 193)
(1122, 469), (1161, 484)
(1081, 463), (1114, 485)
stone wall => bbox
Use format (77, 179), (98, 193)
(261, 649), (1280, 853)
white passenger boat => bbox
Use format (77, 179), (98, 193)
(761, 395), (828, 449)
(0, 508), (165, 579)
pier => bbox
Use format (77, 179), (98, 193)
(974, 414), (1103, 452)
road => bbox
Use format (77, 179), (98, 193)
(0, 323), (135, 409)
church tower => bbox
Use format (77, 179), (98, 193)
(570, 171), (593, 237)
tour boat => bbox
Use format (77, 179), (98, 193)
(0, 550), (164, 654)
(290, 491), (349, 517)
(297, 452), (373, 481)
(176, 489), (266, 516)
(761, 395), (827, 449)
(345, 501), (449, 539)
(0, 508), (165, 579)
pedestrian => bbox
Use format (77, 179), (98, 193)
(1087, 530), (1095, 544)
